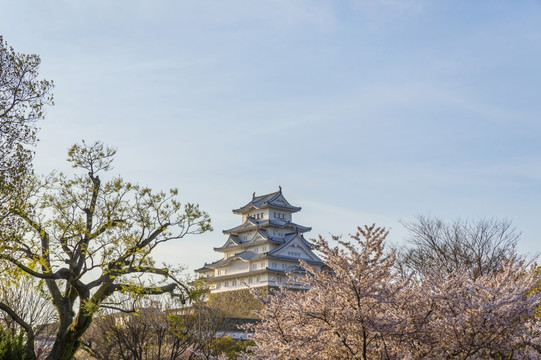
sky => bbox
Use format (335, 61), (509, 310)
(1, 0), (540, 272)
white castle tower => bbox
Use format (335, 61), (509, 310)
(196, 188), (324, 293)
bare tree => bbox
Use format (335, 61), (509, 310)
(82, 297), (196, 360)
(188, 302), (227, 360)
(0, 275), (57, 358)
(398, 216), (521, 280)
(81, 295), (250, 360)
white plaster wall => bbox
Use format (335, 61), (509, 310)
(227, 259), (249, 274)
(247, 245), (268, 254)
(212, 272), (271, 293)
(271, 210), (292, 222)
(238, 231), (255, 242)
(249, 210), (264, 220)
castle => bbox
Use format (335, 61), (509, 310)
(196, 188), (324, 293)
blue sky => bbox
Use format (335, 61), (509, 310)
(1, 0), (540, 271)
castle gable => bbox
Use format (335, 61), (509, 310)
(269, 234), (321, 262)
(233, 187), (301, 214)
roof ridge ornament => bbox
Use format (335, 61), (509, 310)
(252, 192), (255, 199)
(279, 185), (282, 193)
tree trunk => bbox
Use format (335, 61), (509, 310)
(46, 314), (93, 360)
(24, 331), (37, 360)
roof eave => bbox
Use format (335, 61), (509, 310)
(267, 204), (302, 213)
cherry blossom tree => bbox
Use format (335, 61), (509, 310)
(411, 258), (541, 359)
(245, 225), (409, 360)
(244, 225), (541, 360)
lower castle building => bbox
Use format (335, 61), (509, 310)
(196, 188), (324, 293)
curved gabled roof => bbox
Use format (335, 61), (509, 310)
(267, 219), (311, 232)
(206, 250), (266, 269)
(267, 253), (325, 265)
(233, 188), (301, 214)
(222, 217), (259, 234)
(195, 257), (225, 272)
(213, 235), (241, 251)
(214, 229), (291, 252)
(223, 218), (311, 235)
(268, 234), (324, 264)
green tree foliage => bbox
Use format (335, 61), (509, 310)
(0, 35), (53, 192)
(0, 326), (27, 360)
(1, 40), (54, 356)
(210, 336), (254, 359)
(0, 38), (54, 357)
(207, 288), (267, 319)
(0, 141), (211, 360)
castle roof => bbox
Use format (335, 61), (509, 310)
(223, 218), (311, 235)
(201, 251), (266, 270)
(266, 233), (325, 265)
(266, 253), (325, 265)
(233, 188), (301, 214)
(213, 230), (283, 252)
(267, 233), (316, 254)
(200, 233), (323, 271)
(198, 248), (324, 271)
